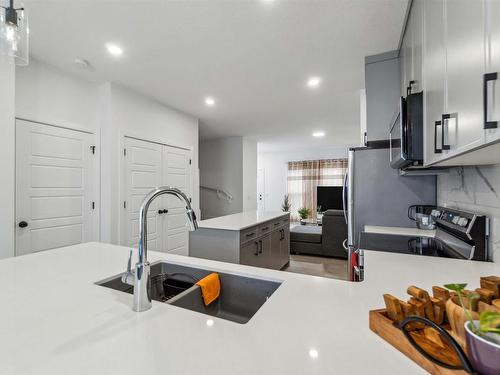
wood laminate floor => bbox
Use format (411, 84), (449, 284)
(283, 254), (348, 280)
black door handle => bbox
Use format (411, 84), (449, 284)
(259, 240), (263, 254)
(163, 209), (168, 214)
(158, 210), (163, 215)
(18, 221), (28, 228)
(484, 72), (498, 129)
(254, 241), (259, 256)
(434, 120), (443, 154)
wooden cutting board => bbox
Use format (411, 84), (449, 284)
(369, 309), (467, 375)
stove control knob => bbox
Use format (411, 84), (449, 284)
(458, 217), (468, 227)
(452, 216), (460, 225)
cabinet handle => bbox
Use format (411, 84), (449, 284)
(254, 241), (259, 256)
(261, 226), (269, 231)
(441, 114), (452, 151)
(246, 232), (255, 237)
(281, 229), (285, 240)
(434, 120), (443, 154)
(484, 72), (498, 129)
(259, 240), (263, 254)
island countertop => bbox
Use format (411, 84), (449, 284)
(198, 210), (289, 231)
(1, 242), (499, 375)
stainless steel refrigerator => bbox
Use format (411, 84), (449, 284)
(342, 146), (436, 280)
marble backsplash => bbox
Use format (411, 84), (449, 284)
(437, 164), (500, 264)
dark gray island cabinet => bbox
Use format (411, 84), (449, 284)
(189, 212), (290, 270)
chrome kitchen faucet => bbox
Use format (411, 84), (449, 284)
(122, 187), (198, 312)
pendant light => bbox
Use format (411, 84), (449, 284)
(0, 0), (28, 65)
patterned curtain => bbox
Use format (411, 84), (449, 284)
(287, 159), (348, 221)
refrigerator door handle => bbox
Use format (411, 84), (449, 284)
(342, 169), (348, 224)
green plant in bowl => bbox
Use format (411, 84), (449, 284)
(444, 283), (500, 342)
(297, 207), (311, 221)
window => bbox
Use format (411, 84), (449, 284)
(287, 159), (347, 221)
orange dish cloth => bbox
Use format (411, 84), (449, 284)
(196, 273), (221, 306)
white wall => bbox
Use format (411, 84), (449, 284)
(199, 137), (244, 219)
(15, 60), (100, 132)
(104, 83), (199, 244)
(437, 165), (500, 264)
(257, 146), (348, 212)
(13, 59), (199, 250)
(0, 57), (16, 259)
(242, 138), (257, 212)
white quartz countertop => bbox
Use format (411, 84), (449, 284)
(365, 225), (436, 238)
(1, 242), (499, 375)
(198, 210), (288, 230)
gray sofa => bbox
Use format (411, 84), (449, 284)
(290, 210), (347, 259)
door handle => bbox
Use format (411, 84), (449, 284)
(441, 114), (452, 151)
(254, 241), (259, 256)
(258, 240), (263, 254)
(342, 169), (348, 224)
(434, 120), (443, 154)
(158, 210), (163, 215)
(163, 209), (168, 214)
(484, 72), (498, 129)
(18, 221), (28, 228)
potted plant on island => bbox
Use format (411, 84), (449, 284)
(444, 283), (500, 375)
(281, 194), (290, 212)
(297, 207), (311, 225)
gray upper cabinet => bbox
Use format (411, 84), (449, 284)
(485, 0), (500, 144)
(400, 0), (423, 97)
(401, 26), (412, 97)
(411, 0), (424, 93)
(444, 0), (485, 157)
(365, 51), (400, 142)
(423, 0), (446, 165)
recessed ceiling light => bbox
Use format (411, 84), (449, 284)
(206, 319), (214, 327)
(307, 76), (322, 88)
(312, 131), (325, 137)
(105, 43), (123, 56)
(205, 97), (216, 107)
(309, 349), (319, 359)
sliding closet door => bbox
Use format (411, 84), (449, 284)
(123, 137), (163, 251)
(162, 145), (192, 255)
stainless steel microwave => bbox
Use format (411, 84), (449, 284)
(389, 92), (423, 169)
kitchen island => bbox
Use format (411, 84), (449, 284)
(1, 242), (499, 375)
(189, 211), (290, 269)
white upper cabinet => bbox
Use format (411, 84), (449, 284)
(420, 0), (498, 166)
(444, 0), (485, 156)
(485, 0), (500, 144)
(423, 0), (446, 165)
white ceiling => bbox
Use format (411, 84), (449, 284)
(23, 0), (407, 151)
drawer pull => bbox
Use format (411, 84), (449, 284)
(261, 226), (269, 231)
(246, 232), (255, 237)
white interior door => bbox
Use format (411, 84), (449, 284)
(163, 145), (192, 255)
(16, 120), (97, 256)
(124, 137), (163, 251)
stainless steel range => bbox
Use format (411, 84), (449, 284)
(359, 206), (489, 261)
